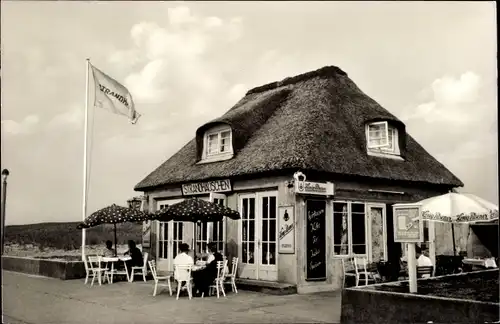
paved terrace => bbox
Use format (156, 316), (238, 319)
(2, 271), (341, 324)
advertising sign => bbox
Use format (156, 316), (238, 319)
(278, 206), (295, 254)
(295, 181), (334, 196)
(182, 179), (232, 196)
(393, 204), (423, 243)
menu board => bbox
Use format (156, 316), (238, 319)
(305, 199), (327, 281)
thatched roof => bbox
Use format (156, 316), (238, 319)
(135, 66), (463, 191)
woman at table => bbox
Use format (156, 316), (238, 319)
(124, 240), (143, 276)
(101, 240), (115, 257)
(193, 242), (223, 297)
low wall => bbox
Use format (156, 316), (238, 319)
(341, 274), (499, 323)
(2, 256), (86, 280)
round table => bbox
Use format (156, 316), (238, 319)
(102, 256), (132, 283)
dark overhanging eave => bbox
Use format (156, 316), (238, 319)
(134, 170), (463, 193)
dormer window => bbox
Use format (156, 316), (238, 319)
(200, 124), (234, 163)
(366, 121), (401, 158)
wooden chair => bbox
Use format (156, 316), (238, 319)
(87, 256), (109, 286)
(130, 252), (149, 282)
(203, 260), (227, 298)
(225, 257), (239, 293)
(148, 260), (172, 296)
(174, 264), (193, 300)
(417, 266), (434, 278)
(354, 257), (378, 286)
(341, 257), (356, 289)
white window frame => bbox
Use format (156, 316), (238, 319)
(366, 122), (401, 157)
(366, 203), (388, 263)
(332, 201), (368, 257)
(367, 121), (389, 149)
(200, 124), (234, 163)
(194, 194), (227, 255)
(155, 198), (184, 271)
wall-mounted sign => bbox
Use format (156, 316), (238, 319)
(305, 199), (327, 281)
(142, 220), (151, 248)
(295, 181), (334, 196)
(278, 206), (295, 254)
(393, 204), (423, 243)
(182, 179), (232, 196)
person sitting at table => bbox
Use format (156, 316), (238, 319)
(416, 245), (433, 278)
(124, 240), (143, 276)
(101, 240), (115, 257)
(174, 243), (194, 291)
(192, 242), (223, 297)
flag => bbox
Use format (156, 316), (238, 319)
(90, 63), (141, 124)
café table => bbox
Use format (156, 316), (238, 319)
(462, 257), (497, 271)
(102, 255), (132, 283)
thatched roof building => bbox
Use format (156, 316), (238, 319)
(135, 65), (462, 191)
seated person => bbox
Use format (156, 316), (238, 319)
(174, 243), (194, 290)
(416, 246), (433, 278)
(192, 242), (224, 297)
(124, 240), (144, 276)
(101, 240), (115, 257)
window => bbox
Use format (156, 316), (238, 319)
(157, 200), (184, 260)
(333, 201), (367, 256)
(366, 121), (400, 156)
(201, 125), (234, 163)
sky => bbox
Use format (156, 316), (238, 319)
(1, 1), (497, 225)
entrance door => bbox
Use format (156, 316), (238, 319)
(239, 191), (278, 281)
(367, 203), (387, 263)
(156, 199), (184, 271)
(194, 194), (227, 254)
(210, 193), (227, 254)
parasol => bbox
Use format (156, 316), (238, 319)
(417, 192), (499, 255)
(77, 203), (151, 256)
(153, 198), (240, 255)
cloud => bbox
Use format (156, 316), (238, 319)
(47, 105), (84, 130)
(400, 71), (496, 173)
(106, 5), (246, 137)
(401, 71), (483, 126)
(1, 115), (39, 135)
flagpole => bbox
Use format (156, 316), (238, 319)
(82, 58), (90, 261)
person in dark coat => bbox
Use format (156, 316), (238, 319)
(386, 244), (402, 282)
(124, 240), (144, 276)
(193, 242), (223, 297)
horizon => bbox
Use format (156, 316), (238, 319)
(1, 1), (498, 225)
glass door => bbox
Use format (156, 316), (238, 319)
(156, 199), (184, 271)
(239, 191), (278, 281)
(258, 192), (278, 281)
(239, 194), (257, 279)
(210, 193), (226, 254)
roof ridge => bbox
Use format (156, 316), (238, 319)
(246, 65), (347, 96)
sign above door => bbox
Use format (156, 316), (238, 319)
(182, 179), (232, 196)
(293, 171), (334, 196)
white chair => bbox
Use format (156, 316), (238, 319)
(148, 260), (172, 297)
(83, 256), (91, 285)
(130, 252), (149, 282)
(87, 256), (109, 286)
(354, 257), (377, 287)
(174, 264), (193, 300)
(224, 257), (239, 293)
(341, 257), (356, 289)
(203, 260), (227, 298)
